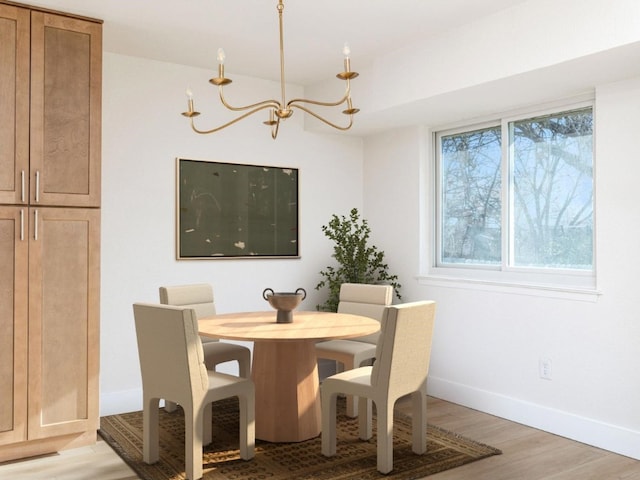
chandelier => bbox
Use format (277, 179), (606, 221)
(181, 0), (359, 139)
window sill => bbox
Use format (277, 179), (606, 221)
(417, 274), (601, 302)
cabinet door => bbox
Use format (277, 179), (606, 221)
(0, 5), (29, 205)
(27, 207), (100, 439)
(0, 207), (28, 446)
(30, 12), (102, 207)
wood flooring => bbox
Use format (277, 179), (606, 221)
(1, 396), (639, 480)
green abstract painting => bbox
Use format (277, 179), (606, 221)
(177, 158), (299, 259)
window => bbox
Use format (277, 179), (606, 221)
(434, 105), (594, 289)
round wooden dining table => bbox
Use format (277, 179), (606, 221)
(198, 310), (380, 442)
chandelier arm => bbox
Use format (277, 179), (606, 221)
(289, 104), (354, 131)
(287, 80), (352, 109)
(218, 88), (281, 112)
(188, 104), (275, 135)
(288, 94), (351, 109)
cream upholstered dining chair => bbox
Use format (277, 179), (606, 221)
(160, 283), (252, 412)
(315, 283), (393, 417)
(133, 303), (255, 480)
(321, 301), (436, 474)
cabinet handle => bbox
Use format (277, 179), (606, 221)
(35, 170), (40, 203)
(20, 209), (24, 241)
(34, 209), (38, 241)
(21, 170), (25, 203)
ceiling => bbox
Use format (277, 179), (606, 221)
(25, 0), (530, 85)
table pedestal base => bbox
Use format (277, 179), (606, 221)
(252, 340), (321, 442)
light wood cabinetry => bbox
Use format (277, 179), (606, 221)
(0, 4), (29, 205)
(0, 4), (101, 206)
(0, 207), (28, 447)
(0, 1), (101, 462)
(27, 208), (101, 441)
(0, 207), (100, 453)
(30, 11), (101, 207)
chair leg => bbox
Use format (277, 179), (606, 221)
(203, 402), (212, 446)
(346, 395), (357, 417)
(321, 390), (338, 457)
(165, 400), (178, 413)
(238, 350), (252, 378)
(357, 397), (373, 440)
(238, 391), (256, 460)
(185, 405), (203, 480)
(143, 396), (160, 464)
(342, 360), (358, 417)
(377, 401), (394, 474)
(411, 390), (427, 454)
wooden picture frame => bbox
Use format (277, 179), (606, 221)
(176, 158), (299, 259)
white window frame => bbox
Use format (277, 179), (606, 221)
(420, 99), (600, 301)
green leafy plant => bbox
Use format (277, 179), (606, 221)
(315, 208), (402, 312)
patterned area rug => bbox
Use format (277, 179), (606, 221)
(99, 398), (500, 480)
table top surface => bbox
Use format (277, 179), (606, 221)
(198, 310), (380, 342)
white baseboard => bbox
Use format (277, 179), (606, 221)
(427, 376), (640, 460)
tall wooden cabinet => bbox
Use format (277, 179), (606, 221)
(0, 1), (101, 462)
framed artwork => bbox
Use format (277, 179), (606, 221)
(176, 158), (299, 259)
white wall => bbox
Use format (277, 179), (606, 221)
(364, 82), (640, 460)
(360, 0), (640, 460)
(99, 52), (364, 414)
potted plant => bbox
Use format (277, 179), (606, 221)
(315, 208), (402, 311)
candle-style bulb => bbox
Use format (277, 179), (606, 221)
(342, 43), (351, 59)
(185, 87), (196, 115)
(342, 42), (352, 74)
(217, 48), (226, 65)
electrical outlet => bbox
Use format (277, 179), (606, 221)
(539, 357), (553, 380)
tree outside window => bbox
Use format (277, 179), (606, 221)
(437, 106), (593, 272)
